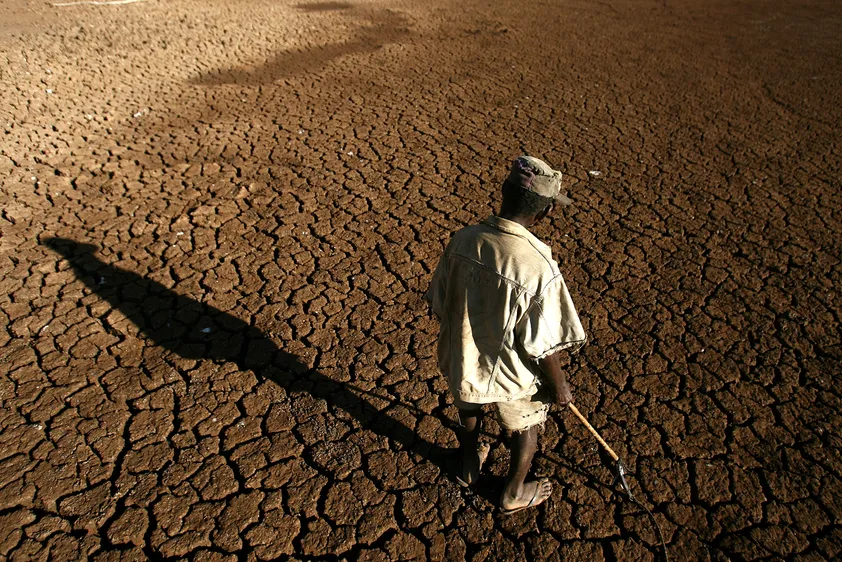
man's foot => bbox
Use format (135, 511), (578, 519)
(455, 443), (491, 487)
(499, 478), (553, 515)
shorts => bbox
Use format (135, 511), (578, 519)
(452, 392), (550, 433)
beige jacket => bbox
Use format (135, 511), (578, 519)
(425, 216), (586, 403)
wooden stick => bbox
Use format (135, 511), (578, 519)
(567, 403), (619, 462)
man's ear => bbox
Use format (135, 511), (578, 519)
(536, 202), (554, 222)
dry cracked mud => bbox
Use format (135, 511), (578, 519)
(1, 0), (841, 560)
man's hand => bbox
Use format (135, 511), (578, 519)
(554, 379), (573, 406)
(538, 351), (573, 407)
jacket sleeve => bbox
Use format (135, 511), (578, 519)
(515, 273), (587, 359)
(424, 251), (448, 319)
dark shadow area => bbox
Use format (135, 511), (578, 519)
(43, 237), (451, 471)
(296, 2), (353, 12)
(191, 8), (410, 85)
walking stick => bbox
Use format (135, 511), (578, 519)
(566, 402), (670, 561)
(568, 403), (621, 461)
(567, 403), (634, 496)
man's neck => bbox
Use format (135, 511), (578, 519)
(497, 211), (536, 230)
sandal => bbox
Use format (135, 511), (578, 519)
(499, 478), (552, 515)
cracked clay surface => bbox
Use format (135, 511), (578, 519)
(1, 0), (841, 560)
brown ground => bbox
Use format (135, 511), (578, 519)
(1, 0), (841, 560)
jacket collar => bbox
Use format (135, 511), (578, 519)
(483, 215), (553, 258)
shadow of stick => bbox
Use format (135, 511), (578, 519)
(43, 237), (450, 471)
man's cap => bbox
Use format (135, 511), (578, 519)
(505, 155), (572, 206)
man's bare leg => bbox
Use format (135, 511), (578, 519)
(457, 409), (488, 486)
(500, 425), (553, 511)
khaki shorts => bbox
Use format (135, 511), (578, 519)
(453, 392), (550, 433)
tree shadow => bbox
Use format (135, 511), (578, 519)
(191, 7), (410, 86)
(42, 237), (452, 472)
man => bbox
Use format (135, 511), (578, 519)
(425, 156), (586, 514)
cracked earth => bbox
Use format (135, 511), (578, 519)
(1, 0), (841, 560)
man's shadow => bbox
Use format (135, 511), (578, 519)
(43, 237), (451, 472)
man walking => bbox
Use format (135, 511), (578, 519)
(425, 156), (586, 514)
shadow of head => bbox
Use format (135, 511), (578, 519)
(43, 236), (99, 260)
(40, 236), (299, 369)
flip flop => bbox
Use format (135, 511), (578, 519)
(455, 443), (491, 488)
(499, 478), (552, 515)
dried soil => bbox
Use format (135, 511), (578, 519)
(1, 0), (841, 560)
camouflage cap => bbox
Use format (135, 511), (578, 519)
(506, 156), (572, 206)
